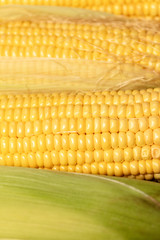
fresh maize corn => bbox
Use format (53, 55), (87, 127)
(0, 19), (160, 72)
(0, 6), (160, 91)
(0, 0), (160, 20)
(0, 88), (160, 180)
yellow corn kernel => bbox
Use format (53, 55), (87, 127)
(5, 154), (13, 166)
(101, 133), (111, 150)
(28, 152), (37, 168)
(59, 150), (68, 166)
(144, 129), (153, 145)
(91, 162), (99, 174)
(75, 165), (83, 173)
(130, 161), (139, 176)
(113, 148), (123, 162)
(152, 159), (160, 173)
(126, 131), (135, 148)
(107, 163), (114, 176)
(133, 146), (141, 161)
(36, 151), (44, 168)
(146, 160), (153, 174)
(136, 131), (145, 147)
(68, 150), (77, 166)
(117, 105), (126, 119)
(124, 148), (133, 162)
(86, 134), (94, 151)
(21, 153), (29, 167)
(145, 174), (154, 181)
(104, 149), (113, 163)
(151, 145), (160, 159)
(138, 117), (148, 132)
(109, 105), (117, 119)
(150, 101), (160, 116)
(101, 118), (110, 133)
(110, 119), (119, 133)
(111, 133), (119, 149)
(78, 134), (86, 151)
(43, 151), (53, 169)
(94, 150), (104, 163)
(85, 151), (94, 164)
(154, 174), (160, 180)
(68, 165), (76, 172)
(141, 145), (151, 160)
(83, 164), (91, 174)
(77, 151), (85, 165)
(94, 134), (101, 150)
(126, 106), (135, 119)
(139, 160), (146, 175)
(153, 128), (160, 145)
(149, 116), (160, 129)
(129, 119), (139, 133)
(134, 103), (143, 118)
(60, 166), (68, 172)
(119, 119), (128, 132)
(114, 163), (123, 177)
(118, 132), (127, 149)
(52, 166), (60, 171)
(69, 134), (78, 151)
(122, 162), (131, 176)
(86, 118), (94, 134)
(9, 122), (16, 137)
(99, 162), (107, 175)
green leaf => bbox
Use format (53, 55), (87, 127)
(0, 166), (159, 240)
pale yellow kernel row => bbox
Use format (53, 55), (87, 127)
(1, 23), (160, 54)
(1, 91), (160, 108)
(127, 173), (156, 181)
(0, 116), (160, 135)
(0, 22), (105, 30)
(0, 0), (160, 19)
(1, 33), (160, 60)
(1, 89), (160, 106)
(0, 131), (160, 154)
(53, 165), (159, 180)
(0, 25), (137, 41)
(0, 102), (160, 122)
(0, 151), (159, 177)
(0, 44), (160, 72)
(89, 3), (160, 18)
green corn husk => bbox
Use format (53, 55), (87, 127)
(0, 166), (159, 240)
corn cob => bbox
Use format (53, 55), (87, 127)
(0, 0), (160, 20)
(0, 88), (160, 180)
(0, 20), (160, 71)
(0, 6), (160, 91)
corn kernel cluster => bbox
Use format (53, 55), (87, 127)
(0, 88), (160, 179)
(0, 21), (160, 73)
(0, 0), (160, 19)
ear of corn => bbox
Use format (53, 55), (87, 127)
(0, 166), (159, 239)
(0, 6), (159, 92)
(0, 88), (160, 180)
(0, 0), (160, 20)
(0, 7), (159, 180)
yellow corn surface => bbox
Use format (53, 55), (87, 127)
(0, 0), (160, 20)
(0, 6), (159, 92)
(0, 88), (160, 180)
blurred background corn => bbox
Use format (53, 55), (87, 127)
(0, 19), (160, 73)
(0, 6), (159, 92)
(0, 88), (160, 180)
(0, 0), (160, 20)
